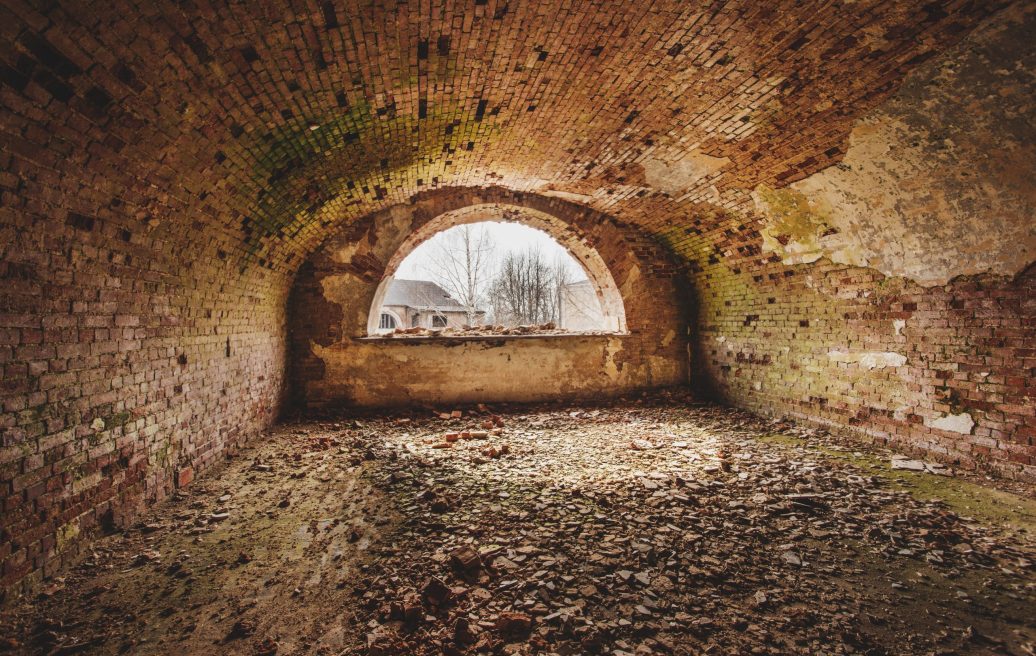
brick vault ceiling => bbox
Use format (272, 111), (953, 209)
(0, 0), (1007, 272)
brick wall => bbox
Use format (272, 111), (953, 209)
(693, 259), (1036, 481)
(0, 196), (287, 601)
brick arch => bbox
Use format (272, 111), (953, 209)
(287, 187), (690, 410)
(366, 202), (628, 335)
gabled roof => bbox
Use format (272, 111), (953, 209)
(383, 278), (467, 311)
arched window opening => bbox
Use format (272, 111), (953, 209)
(368, 218), (624, 337)
(376, 311), (400, 334)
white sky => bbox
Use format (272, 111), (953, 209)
(395, 221), (588, 282)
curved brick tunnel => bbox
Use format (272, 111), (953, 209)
(1, 0), (1034, 602)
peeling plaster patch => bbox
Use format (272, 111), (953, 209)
(893, 319), (906, 335)
(753, 185), (867, 267)
(753, 4), (1036, 285)
(661, 329), (676, 348)
(604, 337), (623, 380)
(647, 354), (679, 382)
(828, 350), (907, 369)
(926, 412), (975, 435)
(541, 189), (594, 203)
(804, 272), (869, 300)
(332, 241), (360, 264)
(320, 273), (370, 329)
(642, 149), (730, 195)
(620, 263), (641, 298)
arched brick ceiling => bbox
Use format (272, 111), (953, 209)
(1, 0), (1007, 273)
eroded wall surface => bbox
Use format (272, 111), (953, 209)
(288, 188), (689, 409)
(751, 4), (1036, 284)
(682, 6), (1036, 480)
(697, 262), (1035, 480)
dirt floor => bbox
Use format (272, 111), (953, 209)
(2, 392), (1035, 655)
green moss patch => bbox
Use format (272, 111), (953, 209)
(759, 433), (1036, 536)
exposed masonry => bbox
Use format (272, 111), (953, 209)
(751, 4), (1036, 284)
(1, 0), (1034, 599)
(0, 210), (287, 597)
(696, 265), (1036, 482)
(0, 0), (1012, 273)
(660, 4), (1036, 481)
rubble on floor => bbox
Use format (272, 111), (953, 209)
(1, 392), (1034, 655)
(890, 455), (951, 475)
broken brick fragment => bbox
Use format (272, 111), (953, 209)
(390, 591), (423, 624)
(449, 545), (481, 576)
(421, 576), (451, 606)
(494, 611), (533, 637)
(176, 467), (194, 488)
(453, 617), (477, 645)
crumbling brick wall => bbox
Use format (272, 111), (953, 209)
(672, 4), (1036, 481)
(690, 258), (1035, 480)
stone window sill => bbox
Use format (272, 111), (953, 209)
(356, 332), (629, 343)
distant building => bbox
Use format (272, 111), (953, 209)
(558, 280), (606, 331)
(376, 278), (482, 333)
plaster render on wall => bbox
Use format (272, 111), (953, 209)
(827, 350), (907, 369)
(309, 335), (665, 407)
(754, 3), (1036, 286)
(927, 412), (976, 435)
(642, 148), (731, 196)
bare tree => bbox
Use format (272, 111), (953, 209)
(427, 224), (495, 325)
(488, 245), (576, 326)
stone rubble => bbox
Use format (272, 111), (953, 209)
(334, 394), (1036, 655)
(891, 455), (950, 476)
(1, 392), (1033, 655)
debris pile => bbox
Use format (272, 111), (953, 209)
(1, 392), (1033, 655)
(341, 399), (1035, 655)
